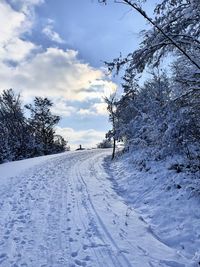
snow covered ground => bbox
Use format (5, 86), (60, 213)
(0, 149), (195, 267)
(108, 150), (200, 267)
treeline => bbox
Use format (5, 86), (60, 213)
(104, 0), (200, 165)
(0, 89), (68, 163)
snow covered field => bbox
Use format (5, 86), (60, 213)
(0, 149), (195, 267)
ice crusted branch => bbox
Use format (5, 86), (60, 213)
(99, 0), (200, 71)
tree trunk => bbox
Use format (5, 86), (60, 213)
(112, 138), (116, 160)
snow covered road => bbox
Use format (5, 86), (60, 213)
(0, 150), (189, 267)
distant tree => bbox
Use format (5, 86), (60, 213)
(53, 135), (69, 152)
(0, 90), (69, 163)
(97, 138), (112, 149)
(25, 97), (60, 155)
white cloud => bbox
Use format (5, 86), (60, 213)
(0, 0), (39, 62)
(0, 1), (24, 42)
(77, 102), (108, 116)
(93, 102), (108, 115)
(51, 99), (76, 117)
(0, 38), (37, 62)
(56, 127), (106, 149)
(8, 0), (44, 14)
(43, 20), (65, 44)
(78, 108), (95, 116)
(0, 47), (117, 104)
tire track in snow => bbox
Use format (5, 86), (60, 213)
(74, 155), (133, 267)
(67, 155), (107, 267)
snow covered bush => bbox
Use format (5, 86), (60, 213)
(97, 139), (113, 148)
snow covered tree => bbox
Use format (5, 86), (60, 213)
(0, 90), (68, 163)
(169, 54), (200, 159)
(105, 94), (118, 159)
(100, 0), (200, 163)
(25, 97), (60, 155)
(113, 65), (139, 144)
(53, 135), (69, 153)
(99, 0), (200, 73)
(114, 72), (172, 151)
(0, 89), (31, 162)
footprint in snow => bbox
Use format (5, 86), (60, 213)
(74, 259), (86, 266)
(0, 253), (8, 261)
(82, 244), (88, 250)
(71, 251), (78, 257)
(83, 256), (90, 261)
(13, 237), (20, 243)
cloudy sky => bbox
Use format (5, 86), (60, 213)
(0, 0), (157, 149)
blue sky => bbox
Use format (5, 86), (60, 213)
(0, 0), (158, 149)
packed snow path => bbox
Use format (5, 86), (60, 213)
(0, 150), (189, 267)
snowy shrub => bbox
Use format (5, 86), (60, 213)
(97, 139), (113, 148)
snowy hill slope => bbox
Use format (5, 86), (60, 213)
(108, 150), (200, 266)
(0, 149), (193, 267)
